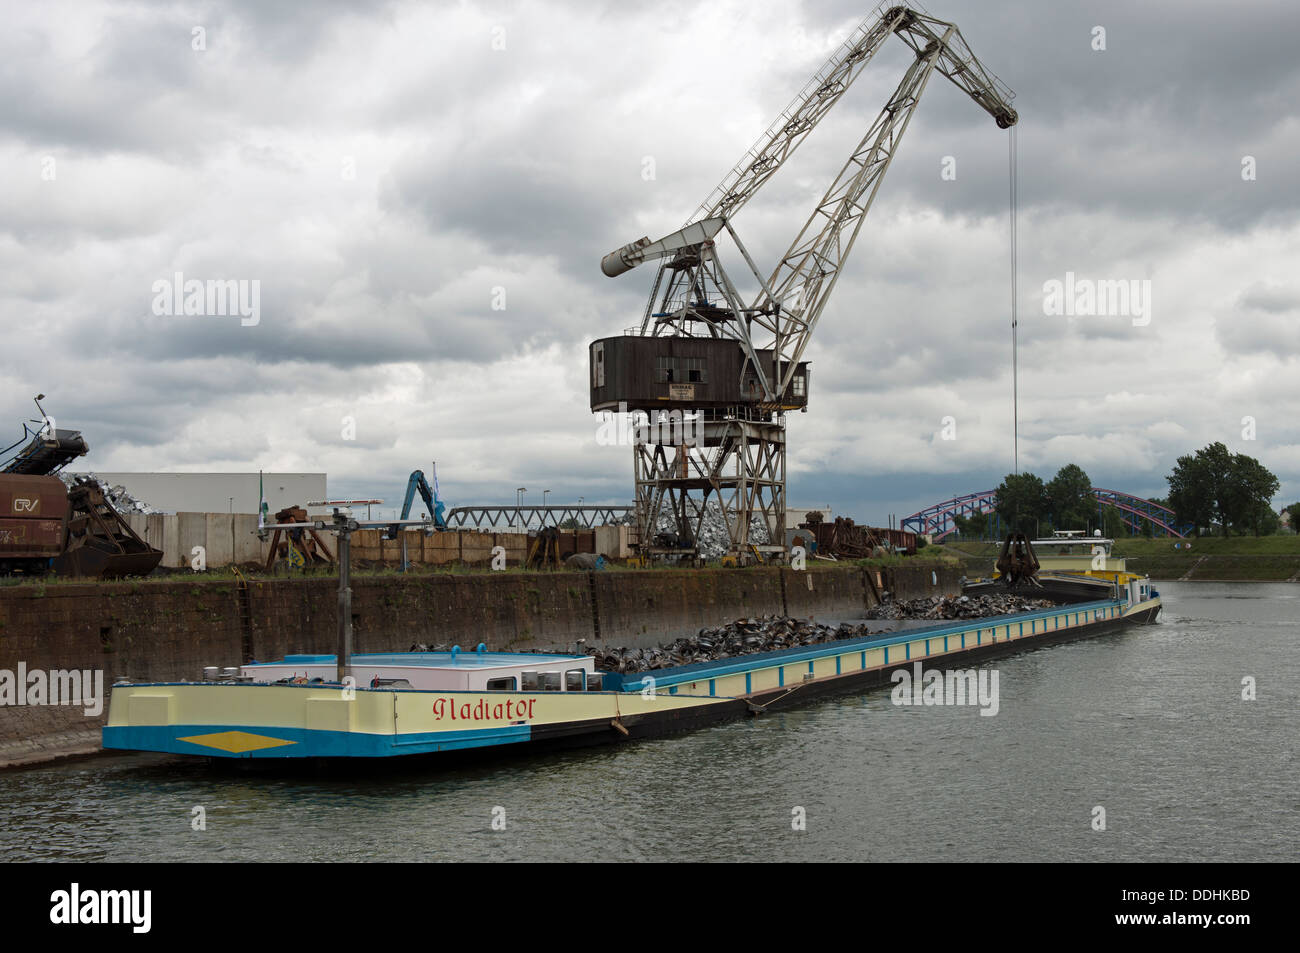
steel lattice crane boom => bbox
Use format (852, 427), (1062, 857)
(591, 3), (1017, 562)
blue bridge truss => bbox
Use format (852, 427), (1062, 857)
(902, 487), (1192, 541)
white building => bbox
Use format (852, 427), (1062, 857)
(71, 472), (327, 516)
(787, 506), (834, 527)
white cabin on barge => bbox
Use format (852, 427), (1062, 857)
(238, 649), (604, 693)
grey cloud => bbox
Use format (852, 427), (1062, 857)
(3, 0), (1300, 520)
(1238, 282), (1299, 314)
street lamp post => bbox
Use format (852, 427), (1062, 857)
(336, 520), (353, 683)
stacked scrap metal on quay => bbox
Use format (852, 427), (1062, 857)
(59, 472), (160, 515)
(649, 499), (771, 561)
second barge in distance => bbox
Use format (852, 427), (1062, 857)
(102, 548), (1162, 762)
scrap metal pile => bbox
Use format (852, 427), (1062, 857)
(263, 506), (334, 570)
(59, 472), (160, 515)
(795, 512), (899, 556)
(649, 499), (771, 560)
(865, 592), (1055, 621)
(587, 615), (884, 674)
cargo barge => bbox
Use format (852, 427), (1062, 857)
(102, 577), (1161, 762)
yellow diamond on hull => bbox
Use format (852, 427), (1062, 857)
(177, 730), (297, 753)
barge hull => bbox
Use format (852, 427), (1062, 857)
(103, 596), (1161, 761)
(747, 600), (1162, 712)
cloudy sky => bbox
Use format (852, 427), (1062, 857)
(4, 0), (1299, 523)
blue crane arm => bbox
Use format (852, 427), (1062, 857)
(388, 469), (446, 538)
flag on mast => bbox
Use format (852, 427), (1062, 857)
(258, 470), (268, 529)
(431, 461), (445, 526)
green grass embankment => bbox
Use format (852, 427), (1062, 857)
(944, 538), (1300, 581)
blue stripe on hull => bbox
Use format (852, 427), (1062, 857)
(102, 723), (532, 758)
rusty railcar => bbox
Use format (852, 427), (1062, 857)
(0, 474), (70, 572)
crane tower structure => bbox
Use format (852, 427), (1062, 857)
(591, 3), (1017, 562)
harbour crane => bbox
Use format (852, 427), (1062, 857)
(591, 3), (1017, 562)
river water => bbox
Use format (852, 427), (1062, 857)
(1, 581), (1295, 862)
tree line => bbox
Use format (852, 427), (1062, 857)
(950, 444), (1287, 539)
(1166, 442), (1282, 537)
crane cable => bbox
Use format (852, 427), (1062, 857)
(1008, 122), (1019, 475)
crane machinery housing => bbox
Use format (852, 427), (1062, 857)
(591, 3), (1017, 563)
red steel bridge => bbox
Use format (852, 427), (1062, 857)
(902, 488), (1190, 541)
